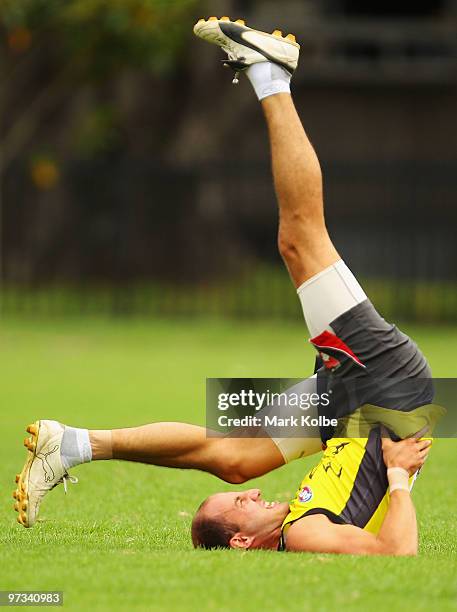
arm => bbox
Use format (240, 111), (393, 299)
(286, 493), (417, 556)
(286, 436), (431, 555)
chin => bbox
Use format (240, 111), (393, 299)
(277, 502), (290, 515)
(267, 501), (289, 523)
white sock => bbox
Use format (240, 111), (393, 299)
(246, 62), (291, 101)
(61, 426), (92, 470)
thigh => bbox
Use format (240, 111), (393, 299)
(329, 299), (431, 379)
(314, 300), (434, 437)
(217, 376), (325, 474)
(297, 260), (367, 337)
(259, 376), (324, 463)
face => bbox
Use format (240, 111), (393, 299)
(203, 488), (289, 549)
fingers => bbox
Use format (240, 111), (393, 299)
(394, 438), (431, 450)
(383, 435), (432, 474)
(418, 446), (431, 459)
(416, 439), (432, 451)
(414, 446), (431, 472)
(411, 439), (432, 469)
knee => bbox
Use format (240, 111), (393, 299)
(213, 440), (253, 485)
(278, 221), (335, 286)
(217, 455), (251, 485)
(278, 231), (301, 264)
(277, 227), (312, 277)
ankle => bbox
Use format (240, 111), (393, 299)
(60, 426), (92, 469)
(246, 62), (292, 101)
(89, 430), (113, 461)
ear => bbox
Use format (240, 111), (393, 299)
(229, 532), (254, 549)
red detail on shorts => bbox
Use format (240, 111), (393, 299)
(320, 353), (341, 370)
(309, 330), (366, 369)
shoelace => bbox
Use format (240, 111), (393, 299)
(59, 473), (79, 494)
(223, 49), (244, 84)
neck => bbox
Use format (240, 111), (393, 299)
(252, 524), (284, 550)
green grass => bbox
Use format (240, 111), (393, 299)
(1, 317), (456, 611)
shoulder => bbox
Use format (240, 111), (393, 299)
(285, 513), (334, 552)
(284, 512), (384, 555)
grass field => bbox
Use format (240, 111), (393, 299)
(1, 317), (456, 611)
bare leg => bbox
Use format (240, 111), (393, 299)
(85, 98), (332, 482)
(86, 99), (331, 485)
(262, 93), (340, 287)
(89, 423), (285, 485)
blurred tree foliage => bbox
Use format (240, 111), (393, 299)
(1, 0), (234, 283)
(0, 0), (200, 168)
(1, 0), (199, 75)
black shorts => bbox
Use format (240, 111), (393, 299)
(312, 300), (434, 441)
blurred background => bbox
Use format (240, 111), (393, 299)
(1, 7), (457, 603)
(1, 0), (457, 321)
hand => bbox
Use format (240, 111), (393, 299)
(382, 431), (432, 476)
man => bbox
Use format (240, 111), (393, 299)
(191, 433), (430, 555)
(13, 18), (433, 555)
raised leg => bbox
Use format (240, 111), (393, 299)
(262, 93), (340, 287)
(83, 98), (338, 481)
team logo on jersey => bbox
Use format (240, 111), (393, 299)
(298, 486), (313, 503)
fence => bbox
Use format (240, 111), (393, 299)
(1, 158), (456, 322)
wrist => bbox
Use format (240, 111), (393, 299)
(387, 467), (410, 494)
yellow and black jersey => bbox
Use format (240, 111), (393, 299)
(280, 427), (400, 550)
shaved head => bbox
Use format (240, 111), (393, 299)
(191, 489), (289, 551)
(191, 496), (239, 549)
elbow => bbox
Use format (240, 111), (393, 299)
(393, 539), (418, 557)
(379, 542), (418, 557)
(392, 550), (417, 557)
(395, 545), (418, 557)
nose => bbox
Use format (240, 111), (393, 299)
(248, 489), (261, 500)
